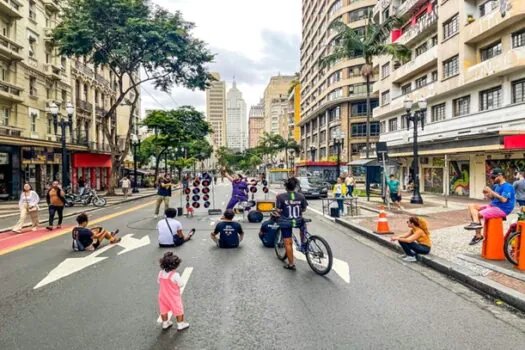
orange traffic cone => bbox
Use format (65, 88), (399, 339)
(374, 205), (393, 234)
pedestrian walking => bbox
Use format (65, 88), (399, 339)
(390, 216), (431, 262)
(12, 183), (40, 234)
(78, 176), (86, 196)
(332, 178), (348, 215)
(345, 173), (355, 197)
(513, 172), (525, 207)
(154, 174), (172, 219)
(46, 180), (65, 230)
(121, 176), (131, 199)
(387, 174), (403, 211)
(157, 252), (189, 331)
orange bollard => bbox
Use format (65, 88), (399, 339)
(481, 218), (505, 260)
(516, 222), (525, 271)
(374, 205), (393, 234)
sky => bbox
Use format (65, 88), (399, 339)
(141, 0), (301, 116)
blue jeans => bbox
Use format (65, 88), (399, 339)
(399, 241), (430, 257)
(335, 194), (344, 214)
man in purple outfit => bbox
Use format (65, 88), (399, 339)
(222, 168), (249, 210)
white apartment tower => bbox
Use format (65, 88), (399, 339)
(226, 79), (247, 151)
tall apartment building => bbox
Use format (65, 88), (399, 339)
(373, 0), (525, 199)
(263, 75), (295, 133)
(270, 96), (289, 137)
(0, 1), (138, 198)
(226, 79), (247, 152)
(205, 72), (226, 148)
(248, 99), (264, 148)
(299, 0), (380, 165)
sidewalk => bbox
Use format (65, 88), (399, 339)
(0, 188), (159, 233)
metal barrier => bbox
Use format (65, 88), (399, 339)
(321, 197), (359, 217)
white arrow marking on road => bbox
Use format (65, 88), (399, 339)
(157, 267), (193, 323)
(117, 234), (150, 255)
(293, 246), (350, 284)
(34, 244), (115, 289)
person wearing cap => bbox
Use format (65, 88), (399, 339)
(259, 211), (281, 247)
(464, 168), (515, 245)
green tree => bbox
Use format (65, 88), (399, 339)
(288, 72), (300, 95)
(53, 0), (214, 193)
(321, 16), (410, 158)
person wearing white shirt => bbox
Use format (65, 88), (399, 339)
(12, 183), (40, 233)
(157, 208), (195, 247)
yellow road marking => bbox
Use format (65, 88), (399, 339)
(0, 200), (155, 257)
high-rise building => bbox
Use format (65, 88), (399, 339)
(0, 2), (138, 197)
(226, 79), (247, 152)
(299, 0), (379, 164)
(248, 99), (264, 148)
(263, 75), (295, 133)
(205, 72), (226, 148)
(372, 0), (525, 199)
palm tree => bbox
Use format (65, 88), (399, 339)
(321, 16), (411, 158)
(288, 72), (300, 95)
(275, 136), (301, 169)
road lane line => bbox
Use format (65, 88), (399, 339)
(0, 199), (156, 257)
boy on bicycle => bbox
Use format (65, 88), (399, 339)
(276, 177), (308, 270)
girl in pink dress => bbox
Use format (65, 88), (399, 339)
(158, 252), (189, 331)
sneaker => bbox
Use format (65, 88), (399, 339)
(469, 235), (484, 246)
(464, 222), (483, 230)
(110, 237), (122, 244)
(46, 226), (53, 231)
(177, 322), (190, 331)
(162, 320), (173, 330)
(402, 256), (417, 262)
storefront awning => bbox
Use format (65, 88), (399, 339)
(349, 158), (401, 166)
(73, 153), (112, 168)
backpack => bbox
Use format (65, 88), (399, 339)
(71, 227), (85, 251)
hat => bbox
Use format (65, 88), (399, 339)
(491, 168), (504, 177)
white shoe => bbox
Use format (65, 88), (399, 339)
(399, 254), (407, 259)
(177, 322), (190, 331)
(162, 320), (173, 330)
(402, 256), (417, 262)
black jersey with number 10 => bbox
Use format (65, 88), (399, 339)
(276, 191), (308, 219)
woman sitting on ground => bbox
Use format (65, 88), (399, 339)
(390, 216), (431, 262)
(72, 213), (121, 251)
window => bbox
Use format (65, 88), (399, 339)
(381, 63), (390, 78)
(480, 41), (502, 61)
(382, 8), (389, 21)
(401, 83), (412, 95)
(328, 88), (342, 101)
(351, 143), (367, 155)
(370, 122), (380, 136)
(28, 33), (37, 57)
(415, 75), (427, 88)
(348, 65), (363, 77)
(329, 0), (342, 16)
(480, 86), (502, 111)
(351, 100), (379, 116)
(453, 96), (470, 116)
(443, 15), (458, 40)
(29, 1), (36, 21)
(349, 7), (373, 22)
(349, 83), (367, 96)
(29, 77), (37, 97)
(380, 121), (386, 133)
(328, 70), (341, 85)
(388, 118), (398, 132)
(512, 28), (525, 48)
(62, 89), (67, 104)
(31, 113), (37, 133)
(431, 35), (438, 47)
(83, 84), (88, 101)
(443, 55), (459, 79)
(319, 147), (327, 159)
(431, 103), (446, 122)
(381, 90), (390, 105)
(47, 118), (52, 134)
(61, 57), (67, 69)
(319, 115), (326, 126)
(320, 130), (326, 142)
(431, 70), (438, 82)
(328, 106), (341, 122)
(0, 108), (9, 126)
(480, 0), (498, 17)
(0, 67), (7, 81)
(352, 123), (367, 137)
(415, 43), (428, 57)
(512, 79), (525, 104)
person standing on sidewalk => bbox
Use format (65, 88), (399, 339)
(78, 177), (86, 196)
(154, 174), (172, 219)
(12, 183), (40, 234)
(345, 173), (355, 197)
(513, 172), (525, 207)
(332, 178), (348, 215)
(387, 174), (403, 210)
(46, 181), (66, 230)
(121, 176), (131, 200)
(390, 216), (431, 262)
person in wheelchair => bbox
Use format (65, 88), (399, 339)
(259, 211), (281, 248)
(72, 213), (121, 251)
(276, 177), (308, 270)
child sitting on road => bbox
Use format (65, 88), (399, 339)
(72, 213), (121, 251)
(157, 252), (189, 331)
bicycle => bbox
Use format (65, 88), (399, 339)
(274, 218), (333, 275)
(503, 208), (525, 265)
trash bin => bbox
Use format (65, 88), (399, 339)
(330, 207), (340, 218)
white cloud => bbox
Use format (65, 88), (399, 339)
(141, 0), (301, 115)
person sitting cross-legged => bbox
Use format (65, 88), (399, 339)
(259, 211), (281, 248)
(464, 168), (515, 245)
(72, 213), (121, 251)
(157, 208), (195, 248)
(211, 209), (244, 248)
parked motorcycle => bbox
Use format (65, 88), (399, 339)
(65, 187), (107, 208)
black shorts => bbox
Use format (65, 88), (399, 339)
(390, 193), (401, 202)
(218, 241), (239, 249)
(159, 237), (185, 248)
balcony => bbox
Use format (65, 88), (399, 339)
(464, 46), (525, 85)
(73, 60), (93, 78)
(0, 0), (23, 19)
(396, 0), (427, 17)
(373, 0), (391, 19)
(43, 0), (60, 12)
(394, 11), (438, 48)
(76, 99), (93, 113)
(43, 63), (61, 80)
(373, 82), (438, 119)
(0, 80), (22, 102)
(95, 106), (107, 117)
(464, 0), (525, 44)
(0, 33), (22, 61)
(391, 46), (437, 84)
(0, 125), (22, 137)
(95, 74), (111, 89)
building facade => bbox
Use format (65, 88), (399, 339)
(205, 72), (226, 149)
(226, 79), (247, 152)
(248, 99), (264, 148)
(299, 0), (380, 167)
(288, 84), (301, 142)
(372, 0), (525, 199)
(263, 75), (295, 133)
(0, 1), (138, 198)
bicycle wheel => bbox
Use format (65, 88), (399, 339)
(504, 230), (520, 265)
(305, 235), (333, 275)
(274, 228), (287, 261)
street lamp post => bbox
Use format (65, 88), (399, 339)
(51, 102), (74, 189)
(131, 134), (141, 193)
(332, 128), (344, 179)
(404, 98), (427, 204)
(309, 146), (316, 162)
(289, 150), (295, 176)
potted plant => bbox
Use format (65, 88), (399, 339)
(467, 15), (475, 24)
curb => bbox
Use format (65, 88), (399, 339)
(0, 191), (159, 233)
(335, 218), (525, 313)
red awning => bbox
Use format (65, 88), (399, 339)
(504, 135), (525, 149)
(72, 153), (112, 168)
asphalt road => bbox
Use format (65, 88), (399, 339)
(1, 182), (525, 350)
